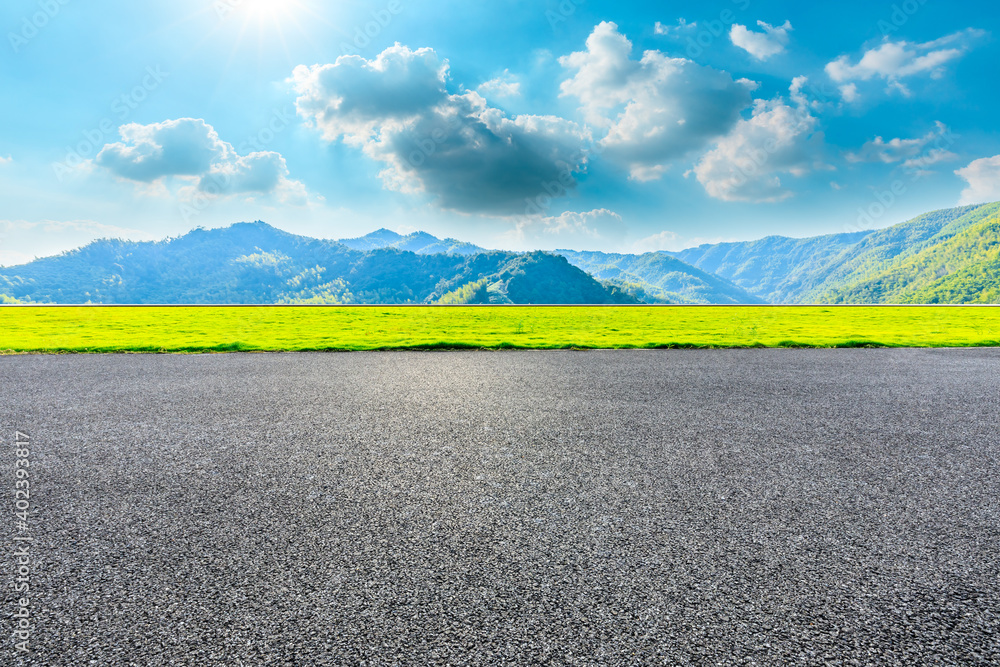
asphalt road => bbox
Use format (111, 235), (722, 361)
(2, 350), (1000, 665)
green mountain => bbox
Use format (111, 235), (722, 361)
(673, 203), (1000, 304)
(799, 203), (999, 302)
(4, 202), (999, 305)
(436, 253), (641, 305)
(670, 231), (871, 303)
(0, 222), (633, 305)
(557, 250), (763, 304)
(824, 207), (1000, 304)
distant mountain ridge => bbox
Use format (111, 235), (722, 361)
(556, 249), (764, 305)
(2, 201), (998, 304)
(0, 223), (632, 305)
(337, 229), (487, 255)
(669, 231), (872, 303)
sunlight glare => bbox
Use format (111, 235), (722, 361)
(233, 0), (299, 22)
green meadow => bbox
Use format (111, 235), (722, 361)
(1, 306), (999, 353)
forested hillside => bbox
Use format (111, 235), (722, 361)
(558, 250), (762, 304)
(670, 232), (871, 302)
(824, 210), (1000, 303)
(3, 202), (999, 305)
(800, 204), (999, 302)
(0, 222), (632, 305)
(672, 203), (1000, 304)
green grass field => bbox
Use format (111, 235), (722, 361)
(1, 306), (999, 353)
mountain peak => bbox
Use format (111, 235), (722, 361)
(227, 220), (277, 230)
(199, 221), (287, 237)
(370, 227), (403, 237)
(337, 229), (487, 256)
(362, 228), (405, 241)
(337, 228), (406, 251)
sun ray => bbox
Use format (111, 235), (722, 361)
(235, 0), (305, 23)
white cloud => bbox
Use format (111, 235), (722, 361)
(839, 83), (860, 103)
(559, 22), (755, 181)
(789, 72), (857, 107)
(903, 148), (959, 172)
(293, 45), (590, 215)
(199, 152), (308, 205)
(654, 19), (696, 36)
(94, 118), (307, 204)
(693, 93), (822, 203)
(632, 230), (682, 252)
(847, 122), (958, 173)
(788, 76), (839, 113)
(826, 29), (985, 97)
(0, 155), (12, 165)
(292, 46), (449, 144)
(504, 209), (626, 250)
(96, 118), (230, 182)
(477, 70), (521, 98)
(628, 164), (670, 183)
(730, 20), (793, 61)
(956, 156), (1000, 205)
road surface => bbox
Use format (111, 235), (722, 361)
(2, 350), (999, 665)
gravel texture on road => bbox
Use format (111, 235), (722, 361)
(2, 349), (999, 665)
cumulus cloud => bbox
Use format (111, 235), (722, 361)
(730, 20), (793, 61)
(200, 152), (308, 204)
(96, 119), (231, 182)
(559, 22), (755, 181)
(0, 155), (12, 165)
(293, 45), (590, 215)
(654, 19), (696, 36)
(291, 46), (449, 144)
(788, 76), (836, 113)
(94, 118), (307, 204)
(839, 83), (860, 103)
(847, 121), (958, 173)
(956, 156), (1000, 205)
(477, 70), (521, 98)
(504, 209), (626, 250)
(693, 88), (823, 203)
(826, 29), (985, 97)
(632, 230), (682, 252)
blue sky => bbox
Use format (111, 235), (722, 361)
(1, 0), (998, 264)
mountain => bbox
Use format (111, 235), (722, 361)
(796, 203), (998, 302)
(670, 231), (871, 303)
(437, 253), (643, 305)
(338, 229), (487, 255)
(3, 202), (999, 305)
(672, 203), (1000, 304)
(0, 222), (633, 305)
(557, 250), (763, 304)
(823, 205), (1000, 304)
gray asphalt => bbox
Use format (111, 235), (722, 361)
(2, 350), (1000, 666)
